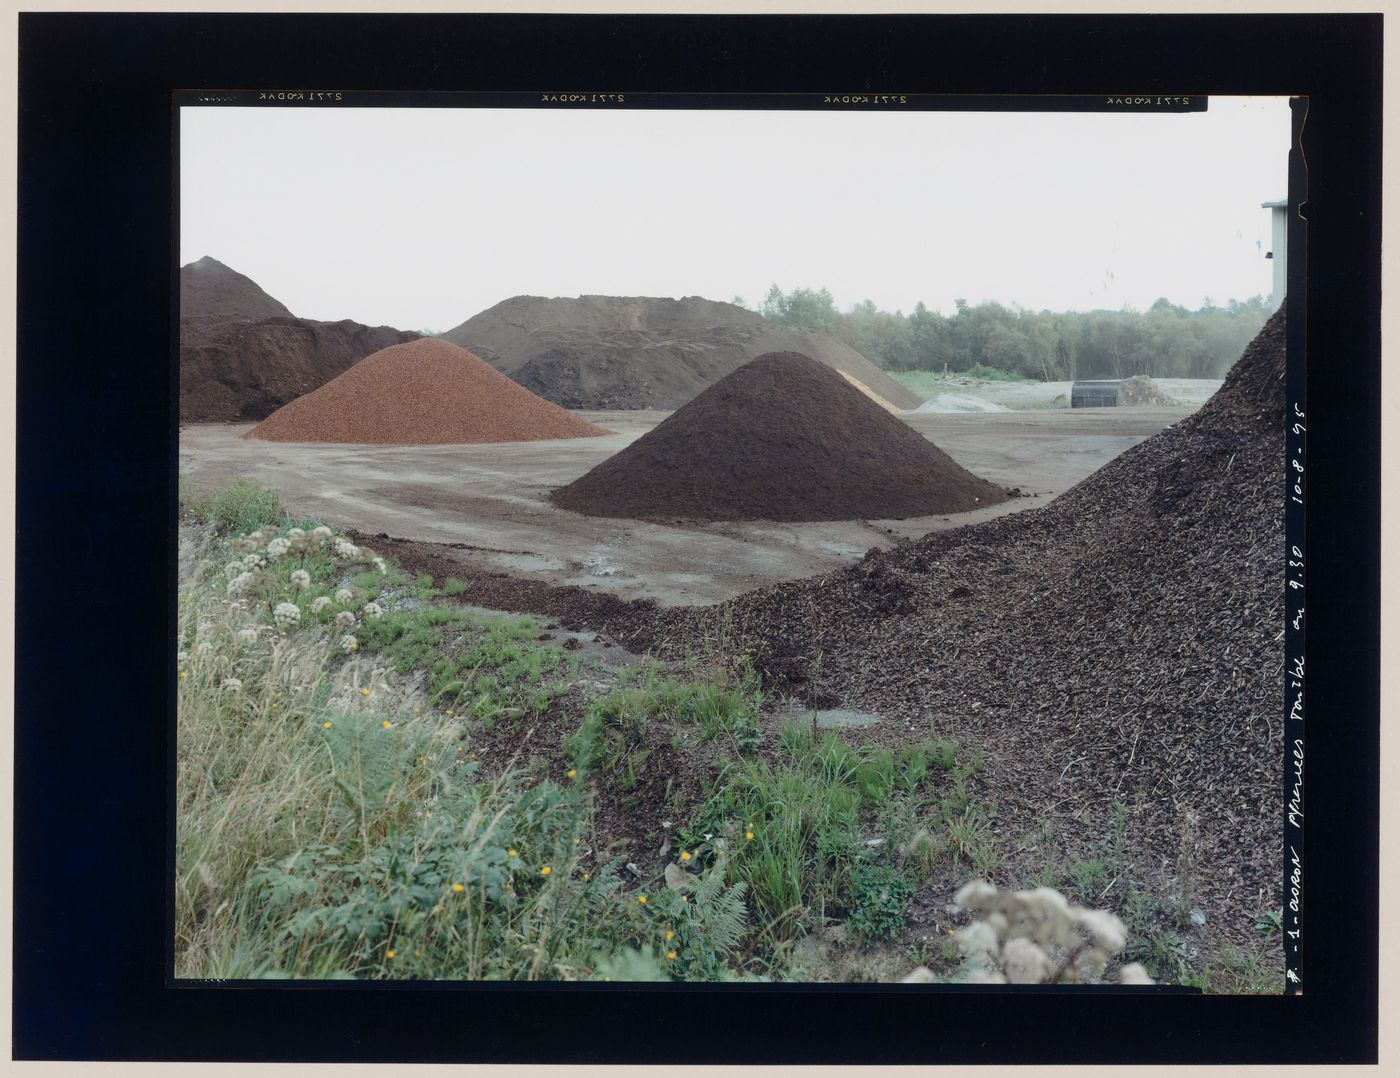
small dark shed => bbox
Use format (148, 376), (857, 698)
(1071, 380), (1123, 408)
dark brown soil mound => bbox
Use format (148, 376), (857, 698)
(644, 309), (1287, 946)
(550, 351), (1010, 522)
(245, 337), (612, 445)
(180, 255), (293, 323)
(180, 316), (420, 423)
(178, 257), (421, 423)
(440, 294), (923, 411)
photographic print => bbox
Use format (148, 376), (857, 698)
(174, 93), (1297, 991)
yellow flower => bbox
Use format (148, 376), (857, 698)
(382, 720), (392, 729)
(323, 721), (333, 729)
(540, 866), (552, 876)
(680, 895), (688, 904)
(446, 709), (454, 716)
(508, 849), (518, 858)
(745, 832), (754, 841)
(573, 837), (581, 845)
(414, 949), (422, 958)
(665, 930), (674, 940)
(566, 768), (577, 778)
(666, 950), (677, 960)
(638, 895), (647, 904)
(680, 851), (691, 862)
(452, 883), (464, 893)
(361, 688), (370, 696)
(179, 671), (186, 679)
(582, 872), (591, 882)
(386, 949), (396, 959)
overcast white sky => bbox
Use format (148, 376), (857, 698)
(180, 99), (1291, 331)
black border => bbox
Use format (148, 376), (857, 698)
(14, 12), (1381, 1064)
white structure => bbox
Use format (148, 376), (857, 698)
(1262, 198), (1288, 308)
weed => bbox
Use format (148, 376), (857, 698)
(1066, 857), (1111, 904)
(847, 864), (915, 943)
(944, 801), (999, 877)
(854, 747), (895, 805)
(182, 477), (287, 535)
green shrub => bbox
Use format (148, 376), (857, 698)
(185, 478), (287, 534)
(847, 864), (915, 943)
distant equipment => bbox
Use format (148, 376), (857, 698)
(1071, 380), (1123, 408)
(1262, 197), (1288, 308)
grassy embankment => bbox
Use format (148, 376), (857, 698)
(175, 478), (1280, 988)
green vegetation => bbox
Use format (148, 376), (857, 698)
(177, 479), (1279, 988)
(847, 864), (915, 943)
(180, 476), (287, 534)
(759, 284), (1272, 380)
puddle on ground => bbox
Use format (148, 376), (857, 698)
(776, 702), (882, 729)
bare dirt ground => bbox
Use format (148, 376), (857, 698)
(179, 404), (1199, 607)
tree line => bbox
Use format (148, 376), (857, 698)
(748, 285), (1275, 381)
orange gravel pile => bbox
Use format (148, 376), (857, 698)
(244, 337), (613, 444)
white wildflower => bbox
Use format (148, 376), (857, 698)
(287, 527), (305, 540)
(372, 557), (388, 575)
(195, 641), (213, 657)
(954, 880), (997, 912)
(235, 628), (259, 645)
(1117, 962), (1155, 986)
(224, 561), (243, 579)
(310, 595), (333, 613)
(312, 526), (333, 544)
(334, 611), (356, 631)
(289, 569), (311, 590)
(954, 921), (999, 958)
(1024, 887), (1072, 918)
(333, 538), (359, 559)
(335, 588), (354, 604)
(273, 602), (301, 630)
(1001, 937), (1051, 984)
(176, 650), (188, 669)
(266, 537), (291, 560)
(338, 634), (359, 653)
(1074, 909), (1127, 954)
(243, 553), (265, 569)
(963, 967), (1007, 984)
(222, 678), (243, 693)
(226, 572), (254, 595)
(362, 601), (383, 620)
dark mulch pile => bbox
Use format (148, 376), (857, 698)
(244, 338), (611, 445)
(440, 293), (923, 411)
(550, 352), (1013, 523)
(639, 311), (1288, 945)
(178, 256), (419, 423)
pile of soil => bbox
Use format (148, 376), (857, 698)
(1119, 374), (1179, 406)
(179, 257), (419, 423)
(644, 311), (1288, 944)
(180, 255), (293, 322)
(244, 337), (613, 445)
(550, 352), (1011, 522)
(440, 295), (923, 411)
